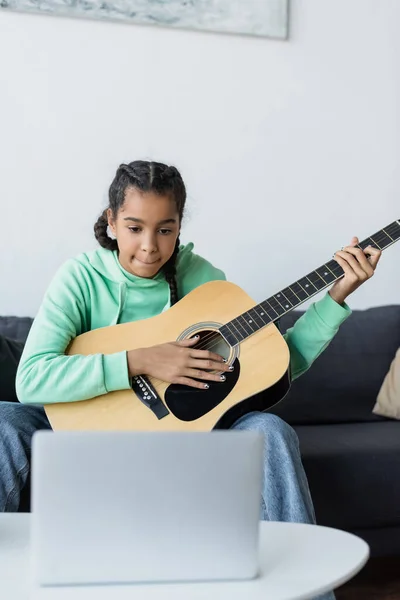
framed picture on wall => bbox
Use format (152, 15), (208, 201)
(0, 0), (289, 39)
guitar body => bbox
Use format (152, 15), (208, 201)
(45, 280), (291, 432)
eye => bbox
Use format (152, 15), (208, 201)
(159, 229), (172, 235)
(128, 226), (141, 234)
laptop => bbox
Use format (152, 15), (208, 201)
(31, 430), (263, 587)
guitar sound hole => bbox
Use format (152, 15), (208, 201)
(164, 330), (240, 422)
(192, 329), (231, 362)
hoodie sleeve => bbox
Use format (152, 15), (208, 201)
(16, 259), (130, 405)
(283, 292), (351, 380)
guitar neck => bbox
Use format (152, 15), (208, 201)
(220, 220), (400, 346)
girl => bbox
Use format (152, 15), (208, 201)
(1, 161), (380, 599)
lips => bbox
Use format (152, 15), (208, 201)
(135, 257), (160, 266)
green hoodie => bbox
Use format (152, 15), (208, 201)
(16, 243), (350, 405)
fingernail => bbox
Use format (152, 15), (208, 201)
(222, 358), (227, 363)
(220, 375), (226, 381)
(204, 383), (209, 389)
(194, 335), (200, 339)
(229, 366), (234, 371)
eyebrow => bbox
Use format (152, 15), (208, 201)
(123, 217), (177, 225)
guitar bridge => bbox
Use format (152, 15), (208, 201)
(131, 375), (169, 420)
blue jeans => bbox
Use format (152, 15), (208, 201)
(0, 404), (334, 599)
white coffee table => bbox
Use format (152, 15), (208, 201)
(0, 514), (368, 600)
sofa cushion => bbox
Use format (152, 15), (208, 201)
(373, 348), (400, 420)
(269, 305), (400, 425)
(0, 316), (32, 403)
(0, 335), (24, 403)
(295, 421), (400, 531)
(0, 316), (33, 343)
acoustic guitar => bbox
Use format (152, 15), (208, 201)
(45, 220), (400, 432)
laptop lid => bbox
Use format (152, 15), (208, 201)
(31, 430), (263, 586)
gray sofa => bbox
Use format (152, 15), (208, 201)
(1, 306), (400, 557)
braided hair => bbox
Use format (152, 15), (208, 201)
(93, 160), (186, 305)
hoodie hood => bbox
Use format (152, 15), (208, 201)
(81, 247), (171, 325)
(86, 246), (165, 285)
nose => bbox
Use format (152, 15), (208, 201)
(141, 233), (158, 254)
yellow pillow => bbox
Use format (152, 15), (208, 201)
(373, 348), (400, 419)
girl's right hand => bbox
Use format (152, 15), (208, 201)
(127, 337), (232, 389)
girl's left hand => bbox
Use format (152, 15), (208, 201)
(329, 236), (382, 305)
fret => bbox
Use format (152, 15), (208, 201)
(269, 297), (286, 316)
(247, 307), (270, 328)
(370, 231), (392, 249)
(261, 295), (281, 313)
(358, 222), (400, 251)
(274, 292), (292, 311)
(306, 271), (326, 291)
(296, 280), (310, 297)
(358, 237), (378, 250)
(389, 222), (400, 240)
(326, 259), (343, 277)
(369, 236), (383, 250)
(281, 287), (299, 306)
(219, 325), (240, 346)
(289, 282), (308, 302)
(267, 297), (285, 314)
(298, 276), (317, 294)
(245, 313), (260, 332)
(230, 318), (247, 339)
(260, 299), (281, 321)
(359, 234), (387, 251)
(358, 237), (375, 250)
(258, 306), (272, 325)
(315, 265), (336, 284)
(271, 294), (284, 310)
(388, 220), (400, 240)
(237, 313), (257, 335)
(380, 221), (400, 238)
(312, 270), (328, 286)
(252, 305), (271, 324)
(382, 229), (394, 242)
(226, 319), (245, 342)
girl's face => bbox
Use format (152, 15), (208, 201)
(108, 187), (180, 278)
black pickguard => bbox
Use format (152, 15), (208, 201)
(164, 358), (291, 428)
(164, 359), (241, 421)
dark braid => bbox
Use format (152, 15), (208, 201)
(164, 236), (180, 306)
(93, 161), (186, 304)
(93, 209), (118, 251)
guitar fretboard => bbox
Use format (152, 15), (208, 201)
(219, 220), (400, 346)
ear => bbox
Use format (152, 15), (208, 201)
(107, 208), (117, 238)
